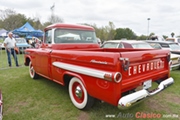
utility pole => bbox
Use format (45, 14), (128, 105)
(147, 18), (150, 39)
(50, 3), (55, 23)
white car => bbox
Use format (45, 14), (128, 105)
(97, 38), (102, 45)
(147, 41), (180, 54)
(170, 54), (180, 70)
(166, 38), (180, 45)
(0, 42), (4, 50)
(101, 40), (153, 49)
(147, 41), (180, 70)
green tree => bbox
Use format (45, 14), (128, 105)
(163, 35), (168, 39)
(48, 14), (63, 24)
(114, 28), (137, 40)
(42, 22), (52, 28)
(28, 18), (44, 30)
(0, 8), (16, 20)
(137, 35), (147, 40)
(2, 13), (27, 30)
(171, 32), (175, 38)
(83, 22), (112, 42)
(106, 21), (116, 40)
(0, 19), (3, 28)
(0, 8), (45, 31)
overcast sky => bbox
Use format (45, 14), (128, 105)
(1, 0), (180, 37)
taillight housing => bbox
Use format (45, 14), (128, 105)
(167, 53), (171, 62)
(114, 72), (122, 83)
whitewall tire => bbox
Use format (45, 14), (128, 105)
(29, 61), (39, 79)
(69, 77), (94, 110)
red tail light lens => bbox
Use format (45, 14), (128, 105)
(114, 72), (122, 83)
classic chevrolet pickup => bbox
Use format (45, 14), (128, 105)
(24, 23), (174, 110)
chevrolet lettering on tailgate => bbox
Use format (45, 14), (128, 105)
(128, 59), (165, 76)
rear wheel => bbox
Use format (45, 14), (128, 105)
(29, 61), (39, 79)
(69, 77), (94, 110)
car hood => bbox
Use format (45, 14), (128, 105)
(171, 53), (180, 59)
(16, 43), (31, 47)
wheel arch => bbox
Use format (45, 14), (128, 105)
(25, 56), (31, 66)
(63, 72), (87, 89)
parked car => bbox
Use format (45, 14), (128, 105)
(97, 38), (102, 46)
(166, 37), (180, 45)
(147, 41), (180, 70)
(101, 40), (180, 70)
(146, 41), (180, 54)
(15, 38), (31, 54)
(170, 54), (180, 70)
(29, 37), (42, 48)
(101, 40), (153, 49)
(0, 42), (4, 50)
(0, 90), (2, 120)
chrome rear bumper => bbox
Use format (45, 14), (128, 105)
(118, 77), (174, 109)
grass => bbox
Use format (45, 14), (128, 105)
(0, 51), (180, 120)
(0, 50), (24, 68)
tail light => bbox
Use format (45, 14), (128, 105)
(114, 72), (122, 83)
(167, 53), (170, 62)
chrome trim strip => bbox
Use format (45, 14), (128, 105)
(171, 63), (180, 69)
(170, 63), (180, 71)
(118, 77), (174, 109)
(52, 62), (112, 81)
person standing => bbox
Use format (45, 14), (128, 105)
(3, 32), (19, 67)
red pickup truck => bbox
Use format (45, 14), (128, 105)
(24, 23), (174, 110)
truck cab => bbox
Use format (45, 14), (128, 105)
(42, 23), (100, 50)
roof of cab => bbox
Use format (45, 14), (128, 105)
(45, 23), (95, 31)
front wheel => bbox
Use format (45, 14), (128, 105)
(29, 61), (39, 79)
(69, 77), (94, 110)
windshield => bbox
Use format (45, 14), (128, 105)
(169, 43), (180, 51)
(54, 29), (97, 44)
(148, 43), (161, 49)
(102, 42), (119, 48)
(131, 43), (153, 49)
(16, 38), (26, 43)
(178, 39), (180, 43)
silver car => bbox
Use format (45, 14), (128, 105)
(147, 41), (180, 70)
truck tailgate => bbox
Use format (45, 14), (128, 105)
(119, 49), (170, 92)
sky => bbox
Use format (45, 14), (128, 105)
(0, 0), (180, 37)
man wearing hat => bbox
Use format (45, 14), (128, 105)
(3, 32), (19, 67)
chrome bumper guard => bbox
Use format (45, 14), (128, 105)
(118, 77), (174, 109)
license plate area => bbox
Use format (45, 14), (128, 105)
(143, 80), (152, 89)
